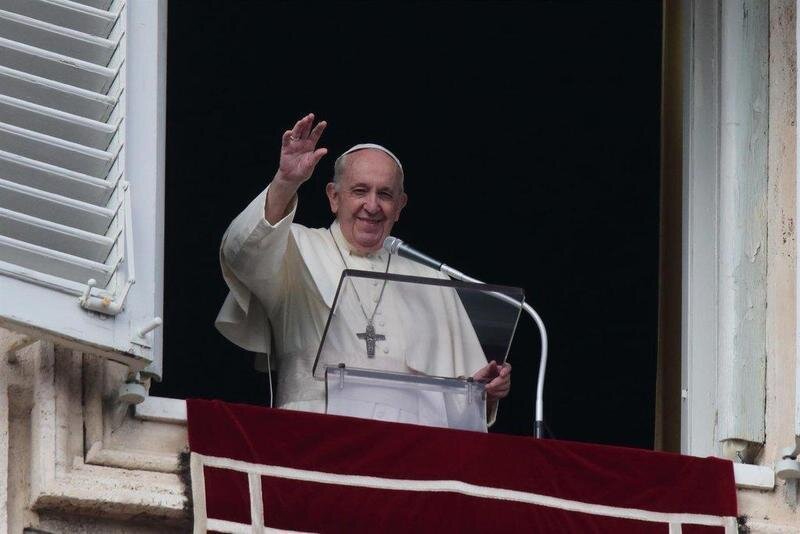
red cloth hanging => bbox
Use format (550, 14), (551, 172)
(188, 399), (737, 533)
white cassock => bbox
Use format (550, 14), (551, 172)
(215, 186), (491, 424)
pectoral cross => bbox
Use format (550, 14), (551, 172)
(356, 322), (385, 358)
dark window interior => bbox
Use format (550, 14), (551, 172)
(154, 0), (663, 448)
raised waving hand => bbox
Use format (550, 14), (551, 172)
(266, 113), (327, 223)
(276, 113), (328, 184)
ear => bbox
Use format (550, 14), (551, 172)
(395, 192), (408, 221)
(325, 182), (339, 214)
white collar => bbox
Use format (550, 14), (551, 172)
(330, 219), (386, 261)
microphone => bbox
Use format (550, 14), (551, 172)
(383, 234), (550, 439)
(383, 236), (443, 271)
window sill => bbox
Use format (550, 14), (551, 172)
(134, 395), (187, 424)
(733, 463), (775, 491)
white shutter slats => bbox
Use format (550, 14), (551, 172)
(0, 9), (118, 65)
(0, 234), (115, 285)
(0, 66), (117, 121)
(0, 256), (86, 293)
(0, 207), (115, 261)
(0, 0), (122, 293)
(0, 94), (118, 149)
(0, 0), (164, 373)
(0, 0), (118, 38)
(70, 0), (113, 12)
(0, 36), (117, 93)
(0, 121), (116, 176)
(0, 177), (115, 234)
(0, 149), (116, 205)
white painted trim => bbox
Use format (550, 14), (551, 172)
(206, 518), (313, 534)
(134, 395), (187, 424)
(248, 472), (265, 534)
(193, 453), (737, 530)
(716, 0), (769, 445)
(124, 0), (166, 379)
(733, 463), (775, 491)
(191, 452), (207, 534)
(680, 0), (721, 458)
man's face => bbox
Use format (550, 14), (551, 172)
(326, 149), (407, 255)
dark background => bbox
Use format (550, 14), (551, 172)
(153, 0), (663, 449)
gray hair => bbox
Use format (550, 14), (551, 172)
(333, 145), (405, 192)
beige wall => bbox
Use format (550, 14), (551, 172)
(740, 2), (800, 529)
(0, 328), (189, 534)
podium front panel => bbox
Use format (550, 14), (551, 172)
(325, 366), (488, 432)
(313, 270), (524, 381)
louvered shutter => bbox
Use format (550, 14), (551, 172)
(0, 0), (165, 378)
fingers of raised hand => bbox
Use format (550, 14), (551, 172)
(281, 129), (294, 147)
(290, 113), (315, 141)
(285, 115), (326, 155)
(309, 120), (327, 144)
(311, 147), (328, 166)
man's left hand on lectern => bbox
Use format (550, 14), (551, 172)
(473, 361), (511, 402)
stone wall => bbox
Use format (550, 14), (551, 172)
(736, 1), (799, 532)
(0, 328), (189, 534)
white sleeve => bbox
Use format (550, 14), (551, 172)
(215, 185), (297, 353)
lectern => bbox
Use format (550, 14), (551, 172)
(313, 269), (524, 432)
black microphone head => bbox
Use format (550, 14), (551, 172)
(383, 236), (403, 254)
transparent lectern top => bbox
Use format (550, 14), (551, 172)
(312, 269), (524, 380)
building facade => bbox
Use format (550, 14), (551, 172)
(1, 0), (800, 532)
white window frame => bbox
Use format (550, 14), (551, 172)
(680, 0), (720, 458)
(680, 0), (770, 457)
(0, 0), (166, 378)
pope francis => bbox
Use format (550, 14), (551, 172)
(215, 113), (511, 422)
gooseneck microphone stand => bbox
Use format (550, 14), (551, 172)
(384, 237), (549, 439)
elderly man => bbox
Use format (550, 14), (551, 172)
(216, 113), (511, 420)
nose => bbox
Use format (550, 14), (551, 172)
(363, 192), (380, 213)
